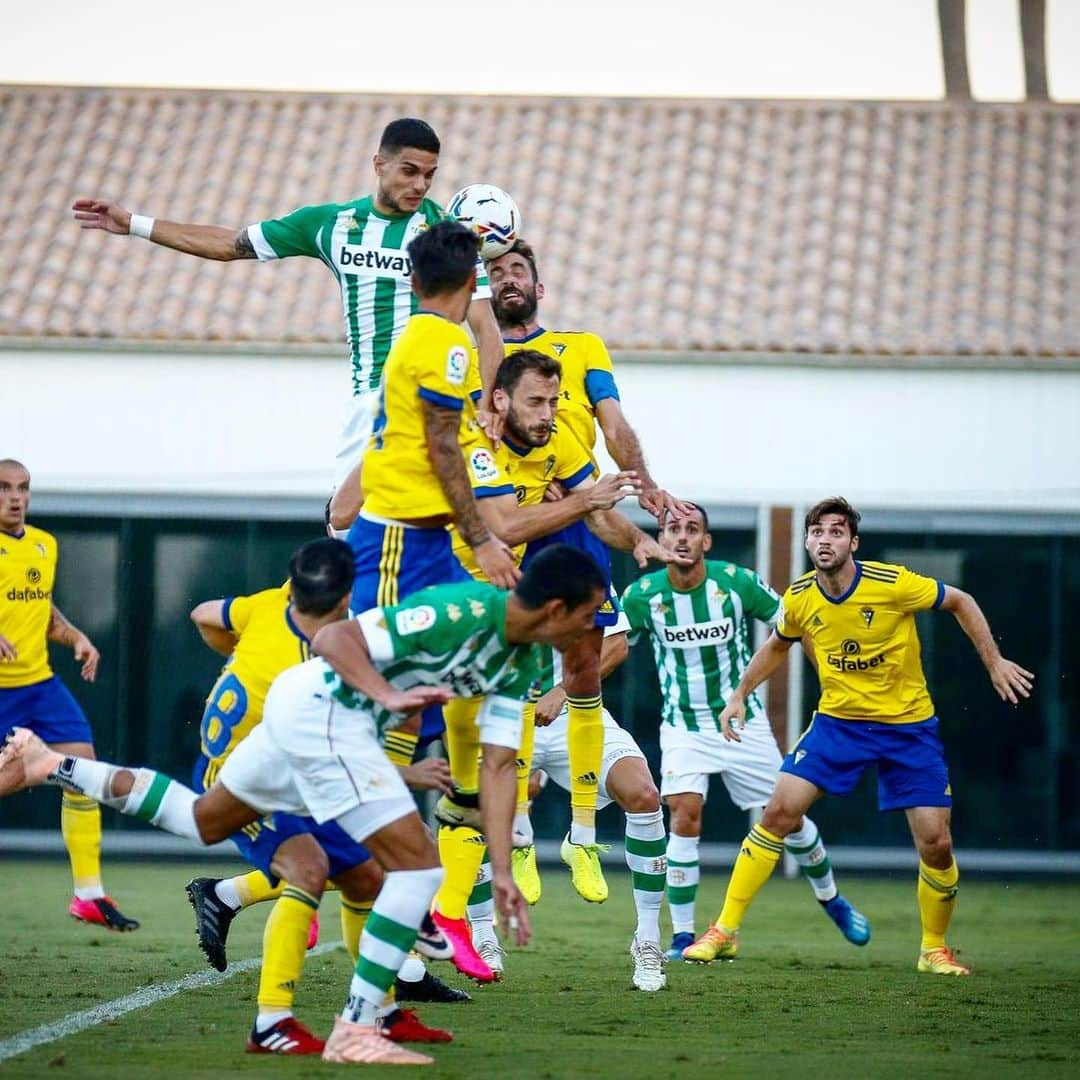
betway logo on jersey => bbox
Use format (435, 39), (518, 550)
(660, 617), (734, 648)
(337, 244), (412, 279)
(6, 586), (51, 602)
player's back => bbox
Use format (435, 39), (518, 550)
(0, 523), (58, 688)
(363, 312), (473, 522)
(195, 584), (311, 787)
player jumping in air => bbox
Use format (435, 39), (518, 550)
(0, 459), (138, 931)
(71, 118), (504, 490)
(683, 497), (1033, 974)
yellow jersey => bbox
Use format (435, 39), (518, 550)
(363, 312), (473, 520)
(197, 584), (311, 787)
(451, 417), (596, 576)
(0, 524), (57, 688)
(468, 328), (620, 461)
(776, 560), (945, 723)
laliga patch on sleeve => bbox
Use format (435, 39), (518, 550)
(446, 345), (468, 385)
(469, 447), (500, 483)
(395, 605), (437, 636)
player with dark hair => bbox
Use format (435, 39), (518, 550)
(70, 117), (504, 489)
(481, 239), (687, 902)
(0, 458), (138, 931)
(683, 497), (1034, 974)
(0, 544), (607, 1065)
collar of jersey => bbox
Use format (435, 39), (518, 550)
(501, 433), (532, 457)
(501, 326), (546, 344)
(0, 526), (26, 540)
(815, 561), (863, 605)
(416, 309), (453, 322)
(665, 566), (709, 594)
(284, 605), (311, 644)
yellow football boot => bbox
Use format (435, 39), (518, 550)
(681, 925), (738, 963)
(559, 835), (609, 903)
(917, 946), (971, 976)
(511, 845), (542, 905)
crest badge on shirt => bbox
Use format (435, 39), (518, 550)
(446, 345), (469, 385)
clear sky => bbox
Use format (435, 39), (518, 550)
(3, 0), (1077, 101)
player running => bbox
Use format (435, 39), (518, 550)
(71, 117), (503, 488)
(620, 504), (867, 961)
(184, 539), (457, 1054)
(684, 497), (1034, 974)
(476, 240), (686, 902)
(0, 458), (138, 931)
(0, 544), (609, 1065)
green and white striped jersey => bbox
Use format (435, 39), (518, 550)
(621, 561), (781, 732)
(248, 197), (490, 395)
(325, 580), (539, 735)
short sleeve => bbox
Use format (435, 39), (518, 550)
(247, 204), (333, 260)
(734, 568), (782, 627)
(415, 324), (470, 412)
(224, 594), (255, 634)
(774, 590), (803, 641)
(619, 583), (650, 644)
(356, 601), (445, 663)
(896, 567), (946, 613)
(464, 442), (514, 498)
(554, 427), (596, 489)
(583, 336), (620, 405)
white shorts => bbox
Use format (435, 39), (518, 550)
(332, 389), (382, 490)
(532, 707), (646, 811)
(659, 716), (782, 810)
(218, 661), (413, 832)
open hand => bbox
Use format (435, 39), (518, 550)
(72, 199), (132, 235)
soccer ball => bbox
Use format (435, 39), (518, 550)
(445, 184), (521, 260)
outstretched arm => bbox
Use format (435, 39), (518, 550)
(47, 605), (99, 682)
(595, 398), (689, 520)
(586, 506), (670, 569)
(938, 586), (1034, 704)
(72, 199), (256, 261)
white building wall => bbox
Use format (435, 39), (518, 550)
(4, 344), (1079, 513)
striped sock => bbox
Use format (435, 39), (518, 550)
(785, 816), (837, 902)
(345, 866), (443, 1025)
(257, 885), (320, 1010)
(232, 869), (282, 909)
(567, 694), (603, 845)
(716, 824), (784, 933)
(665, 832), (700, 935)
(625, 809), (666, 944)
(466, 849), (495, 945)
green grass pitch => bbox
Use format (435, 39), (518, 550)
(1, 859), (1077, 1078)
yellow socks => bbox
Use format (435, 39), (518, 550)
(917, 859), (959, 949)
(516, 703), (536, 813)
(340, 897), (374, 962)
(567, 694), (603, 845)
(384, 728), (419, 768)
(235, 869), (284, 908)
(61, 792), (104, 899)
(443, 697), (483, 795)
(435, 825), (486, 920)
(256, 884), (320, 1011)
(716, 824), (784, 932)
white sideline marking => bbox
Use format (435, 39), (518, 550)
(0, 942), (341, 1063)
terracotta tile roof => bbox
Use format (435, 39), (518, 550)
(1, 85), (1076, 355)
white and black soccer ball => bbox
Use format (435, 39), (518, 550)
(445, 184), (521, 260)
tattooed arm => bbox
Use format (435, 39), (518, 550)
(48, 605), (101, 682)
(422, 400), (520, 588)
(71, 199), (257, 260)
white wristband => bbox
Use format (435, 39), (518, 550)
(129, 214), (155, 240)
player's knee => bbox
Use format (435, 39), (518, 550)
(618, 775), (660, 814)
(760, 801), (801, 838)
(667, 797), (702, 836)
(337, 858), (383, 903)
(192, 802), (233, 845)
(916, 829), (953, 867)
(106, 768), (135, 800)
